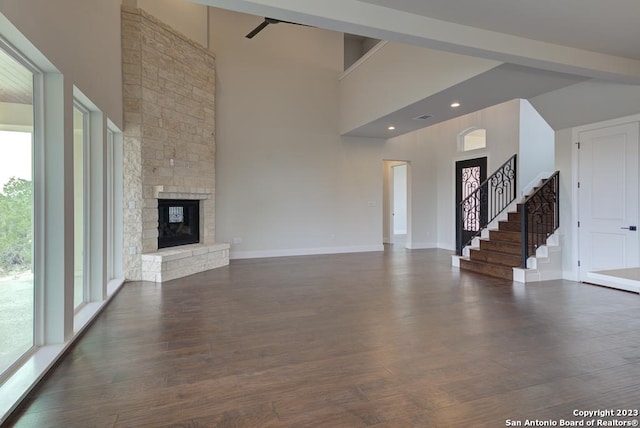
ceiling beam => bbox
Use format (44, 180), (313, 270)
(195, 0), (640, 84)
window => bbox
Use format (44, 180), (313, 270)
(106, 124), (123, 288)
(460, 128), (487, 151)
(0, 46), (35, 377)
(107, 129), (115, 281)
(0, 18), (126, 421)
(73, 104), (88, 309)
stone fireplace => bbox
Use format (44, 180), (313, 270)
(122, 7), (229, 282)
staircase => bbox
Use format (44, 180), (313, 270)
(459, 204), (527, 280)
(453, 159), (562, 282)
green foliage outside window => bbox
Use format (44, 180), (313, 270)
(0, 177), (33, 275)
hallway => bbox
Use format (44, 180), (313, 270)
(6, 249), (640, 427)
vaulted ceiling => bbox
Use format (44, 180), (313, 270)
(358, 0), (640, 61)
(7, 1), (639, 132)
(196, 0), (640, 83)
(196, 0), (640, 134)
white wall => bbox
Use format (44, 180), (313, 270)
(519, 99), (555, 196)
(382, 100), (520, 250)
(554, 127), (576, 280)
(436, 100), (520, 249)
(530, 78), (640, 280)
(344, 34), (364, 71)
(528, 76), (640, 280)
(383, 132), (437, 249)
(530, 79), (640, 131)
(415, 98), (552, 251)
(209, 7), (506, 257)
(0, 0), (123, 129)
(205, 7), (531, 258)
(133, 0), (209, 47)
(339, 41), (500, 135)
(210, 8), (386, 258)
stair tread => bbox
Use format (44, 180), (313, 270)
(478, 239), (522, 255)
(470, 247), (521, 256)
(469, 248), (521, 267)
(459, 258), (514, 280)
(498, 220), (521, 232)
(479, 238), (534, 246)
(488, 229), (522, 243)
(472, 244), (520, 257)
(462, 257), (515, 267)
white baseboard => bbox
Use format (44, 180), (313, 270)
(437, 243), (456, 252)
(562, 271), (579, 281)
(230, 245), (384, 260)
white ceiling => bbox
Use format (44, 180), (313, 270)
(347, 64), (586, 138)
(198, 0), (640, 83)
(359, 0), (640, 60)
(195, 0), (640, 135)
(1, 0), (636, 134)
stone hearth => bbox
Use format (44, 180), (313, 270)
(142, 243), (229, 282)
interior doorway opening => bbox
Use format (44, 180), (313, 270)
(383, 160), (410, 247)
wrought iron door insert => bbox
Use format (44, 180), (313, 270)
(456, 157), (487, 254)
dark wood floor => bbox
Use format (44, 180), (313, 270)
(5, 248), (640, 427)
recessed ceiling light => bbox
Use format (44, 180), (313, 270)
(451, 102), (461, 108)
(387, 126), (396, 130)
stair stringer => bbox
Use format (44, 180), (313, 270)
(512, 231), (562, 283)
(451, 198), (520, 267)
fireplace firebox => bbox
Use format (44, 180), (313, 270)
(157, 199), (200, 249)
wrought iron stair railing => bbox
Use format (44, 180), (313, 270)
(521, 171), (560, 267)
(456, 154), (517, 255)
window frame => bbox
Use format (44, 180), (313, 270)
(106, 121), (124, 294)
(0, 37), (42, 383)
(72, 101), (91, 312)
(458, 127), (487, 152)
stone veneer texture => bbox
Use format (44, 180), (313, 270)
(122, 6), (217, 280)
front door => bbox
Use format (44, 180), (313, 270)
(578, 122), (640, 290)
(456, 157), (487, 253)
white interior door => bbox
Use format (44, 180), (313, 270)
(578, 122), (640, 289)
